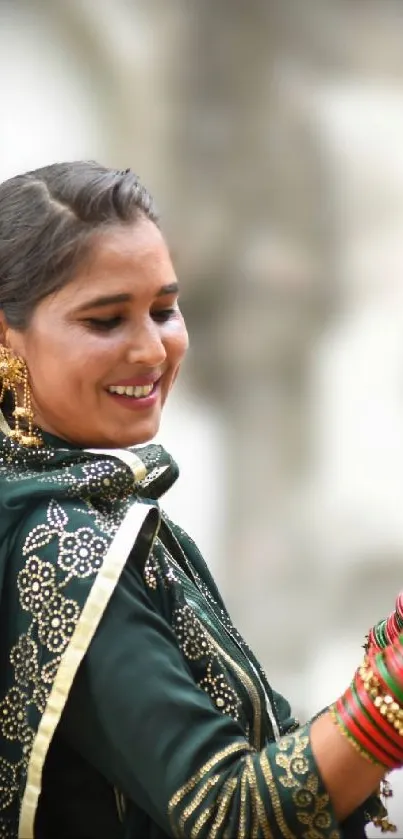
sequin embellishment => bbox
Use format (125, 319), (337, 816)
(173, 605), (241, 721)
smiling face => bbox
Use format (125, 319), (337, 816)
(3, 218), (189, 448)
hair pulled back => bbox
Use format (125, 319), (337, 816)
(0, 161), (158, 328)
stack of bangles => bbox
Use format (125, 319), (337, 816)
(365, 593), (403, 652)
(329, 594), (403, 833)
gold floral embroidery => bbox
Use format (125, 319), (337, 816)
(58, 528), (108, 578)
(157, 521), (267, 748)
(202, 628), (263, 749)
(0, 687), (33, 746)
(293, 774), (337, 838)
(260, 750), (296, 839)
(41, 656), (62, 684)
(37, 594), (80, 654)
(143, 550), (159, 590)
(31, 682), (48, 715)
(80, 460), (133, 495)
(20, 501), (159, 839)
(259, 729), (341, 839)
(173, 605), (212, 661)
(172, 604), (242, 722)
(75, 498), (124, 538)
(17, 556), (56, 615)
(0, 438), (166, 836)
(0, 503), (104, 794)
(199, 661), (241, 719)
(143, 538), (179, 591)
(276, 733), (310, 786)
(10, 635), (38, 687)
(0, 487), (127, 835)
(0, 757), (18, 811)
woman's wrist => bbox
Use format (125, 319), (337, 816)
(327, 637), (403, 833)
(331, 641), (403, 770)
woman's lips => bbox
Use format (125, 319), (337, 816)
(105, 380), (160, 410)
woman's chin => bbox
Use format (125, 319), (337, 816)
(99, 420), (160, 449)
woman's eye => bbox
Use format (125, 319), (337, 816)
(85, 316), (123, 331)
(152, 308), (177, 323)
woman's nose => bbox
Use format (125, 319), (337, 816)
(126, 320), (167, 368)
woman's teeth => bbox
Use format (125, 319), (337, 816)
(107, 384), (155, 398)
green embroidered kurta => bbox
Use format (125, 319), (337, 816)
(0, 426), (384, 838)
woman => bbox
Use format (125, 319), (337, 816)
(0, 161), (400, 839)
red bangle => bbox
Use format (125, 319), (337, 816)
(335, 690), (394, 768)
(367, 627), (380, 650)
(385, 639), (403, 674)
(396, 593), (403, 624)
(366, 602), (403, 652)
(345, 685), (399, 768)
(386, 613), (400, 644)
(355, 672), (403, 757)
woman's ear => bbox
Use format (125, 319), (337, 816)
(0, 312), (8, 346)
(0, 314), (25, 357)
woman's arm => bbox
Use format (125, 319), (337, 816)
(310, 712), (384, 822)
(58, 558), (389, 838)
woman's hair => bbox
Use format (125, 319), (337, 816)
(0, 160), (159, 328)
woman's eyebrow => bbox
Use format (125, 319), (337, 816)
(74, 283), (179, 313)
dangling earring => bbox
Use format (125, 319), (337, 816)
(0, 346), (42, 447)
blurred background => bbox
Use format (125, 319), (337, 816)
(1, 0), (403, 829)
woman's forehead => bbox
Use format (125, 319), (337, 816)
(36, 222), (177, 313)
(86, 220), (169, 270)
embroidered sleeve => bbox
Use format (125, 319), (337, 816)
(167, 725), (340, 838)
(58, 560), (343, 839)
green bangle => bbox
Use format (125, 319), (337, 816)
(375, 651), (403, 706)
(374, 620), (388, 649)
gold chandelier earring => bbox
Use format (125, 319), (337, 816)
(0, 346), (42, 447)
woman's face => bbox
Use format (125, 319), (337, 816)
(5, 219), (189, 448)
